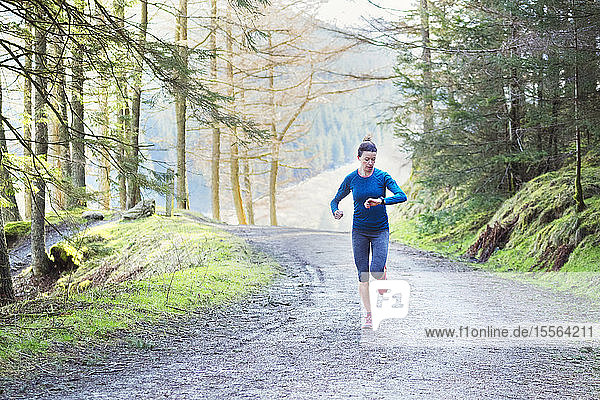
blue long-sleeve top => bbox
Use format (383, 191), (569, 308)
(330, 168), (407, 231)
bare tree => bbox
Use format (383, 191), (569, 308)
(128, 0), (148, 209)
(0, 75), (21, 222)
(31, 21), (51, 275)
(199, 0), (364, 226)
(225, 5), (247, 224)
(210, 0), (222, 220)
(0, 213), (15, 306)
(238, 80), (255, 224)
(175, 0), (189, 209)
(255, 2), (359, 225)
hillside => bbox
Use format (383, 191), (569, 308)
(223, 140), (412, 231)
(390, 153), (600, 296)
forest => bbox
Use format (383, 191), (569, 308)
(0, 0), (384, 306)
(386, 0), (599, 275)
(0, 0), (600, 385)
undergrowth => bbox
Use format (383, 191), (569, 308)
(390, 157), (600, 298)
(390, 184), (504, 257)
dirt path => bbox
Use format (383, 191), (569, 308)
(3, 223), (600, 399)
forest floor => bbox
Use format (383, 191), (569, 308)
(2, 219), (600, 399)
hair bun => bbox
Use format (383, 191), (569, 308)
(362, 134), (373, 142)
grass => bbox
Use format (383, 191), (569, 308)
(389, 189), (502, 259)
(0, 215), (277, 375)
(390, 161), (600, 299)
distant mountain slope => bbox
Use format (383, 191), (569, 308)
(224, 146), (411, 231)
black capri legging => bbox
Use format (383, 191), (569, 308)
(351, 229), (389, 282)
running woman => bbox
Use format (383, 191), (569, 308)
(330, 135), (407, 329)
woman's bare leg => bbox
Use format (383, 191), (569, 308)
(359, 281), (371, 313)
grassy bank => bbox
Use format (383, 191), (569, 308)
(3, 207), (103, 246)
(390, 186), (504, 257)
(0, 215), (277, 375)
(390, 158), (600, 297)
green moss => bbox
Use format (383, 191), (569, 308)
(2, 208), (111, 246)
(486, 234), (538, 272)
(44, 207), (89, 227)
(50, 241), (86, 275)
(390, 187), (502, 257)
(4, 221), (31, 242)
(477, 165), (596, 269)
(391, 162), (600, 299)
(561, 236), (600, 271)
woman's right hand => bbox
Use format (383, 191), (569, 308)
(333, 210), (343, 220)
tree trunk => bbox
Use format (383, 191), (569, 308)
(211, 128), (221, 219)
(99, 151), (111, 210)
(23, 25), (33, 220)
(32, 22), (50, 276)
(119, 142), (127, 209)
(54, 39), (71, 208)
(267, 64), (312, 227)
(210, 0), (220, 220)
(48, 97), (60, 205)
(175, 0), (189, 210)
(226, 6), (246, 225)
(507, 12), (522, 193)
(576, 2), (596, 149)
(269, 137), (279, 227)
(175, 97), (187, 209)
(128, 0), (147, 209)
(0, 213), (15, 306)
(548, 53), (560, 169)
(71, 42), (86, 204)
(230, 140), (247, 224)
(0, 76), (21, 222)
(119, 99), (130, 210)
(241, 146), (254, 224)
(419, 0), (433, 136)
(268, 35), (278, 226)
(115, 2), (128, 210)
(536, 61), (544, 157)
(239, 84), (254, 225)
(268, 91), (310, 227)
(99, 79), (111, 210)
(572, 0), (585, 212)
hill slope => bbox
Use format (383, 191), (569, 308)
(224, 145), (411, 231)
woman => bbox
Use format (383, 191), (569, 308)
(330, 135), (407, 329)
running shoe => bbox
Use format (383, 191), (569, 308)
(362, 312), (372, 329)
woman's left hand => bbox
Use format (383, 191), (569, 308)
(364, 198), (383, 208)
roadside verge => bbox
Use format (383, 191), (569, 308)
(0, 215), (277, 377)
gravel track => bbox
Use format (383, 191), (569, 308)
(2, 222), (600, 399)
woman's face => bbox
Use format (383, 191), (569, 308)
(358, 151), (377, 173)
